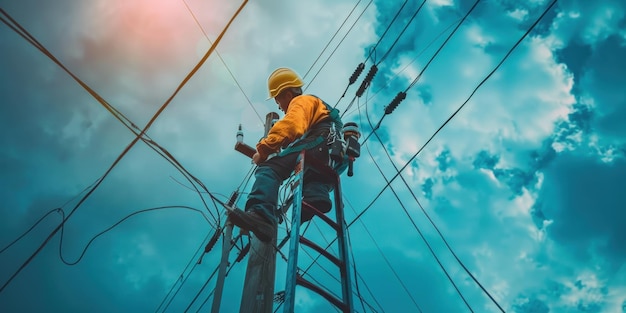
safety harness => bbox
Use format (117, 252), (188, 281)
(277, 95), (343, 157)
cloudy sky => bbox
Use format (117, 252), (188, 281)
(1, 0), (625, 312)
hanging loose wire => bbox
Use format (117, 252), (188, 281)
(0, 0), (249, 294)
(156, 162), (255, 311)
(0, 178), (99, 255)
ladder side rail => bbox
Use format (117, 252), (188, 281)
(333, 174), (355, 313)
(283, 150), (307, 313)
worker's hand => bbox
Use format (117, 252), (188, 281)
(252, 152), (261, 164)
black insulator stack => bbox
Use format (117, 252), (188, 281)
(203, 228), (222, 254)
(349, 63), (365, 85)
(384, 92), (406, 114)
(355, 65), (378, 98)
(227, 191), (239, 206)
(235, 242), (250, 263)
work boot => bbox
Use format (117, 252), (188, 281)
(228, 209), (275, 242)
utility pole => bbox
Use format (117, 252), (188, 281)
(211, 218), (233, 313)
(211, 191), (239, 313)
(234, 112), (280, 313)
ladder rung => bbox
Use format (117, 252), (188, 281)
(299, 236), (341, 267)
(296, 275), (348, 311)
(302, 201), (339, 231)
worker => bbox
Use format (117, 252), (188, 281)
(228, 67), (343, 242)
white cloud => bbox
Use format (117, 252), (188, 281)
(1, 0), (625, 312)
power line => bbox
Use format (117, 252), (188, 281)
(348, 0), (558, 311)
(155, 232), (212, 313)
(336, 0), (430, 117)
(304, 0), (375, 89)
(375, 0), (428, 66)
(1, 8), (225, 227)
(295, 0), (558, 311)
(58, 206), (213, 266)
(0, 0), (249, 294)
(364, 0), (410, 64)
(361, 99), (472, 312)
(181, 0), (264, 125)
(0, 208), (61, 255)
(361, 0), (482, 144)
(302, 0), (365, 80)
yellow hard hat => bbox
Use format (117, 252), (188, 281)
(267, 68), (304, 99)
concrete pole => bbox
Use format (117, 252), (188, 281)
(210, 220), (233, 313)
(239, 112), (280, 313)
(239, 234), (278, 313)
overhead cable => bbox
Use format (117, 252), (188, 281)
(0, 0), (249, 294)
(304, 0), (375, 89)
(302, 0), (365, 80)
(361, 0), (482, 145)
(181, 0), (264, 124)
(349, 1), (558, 311)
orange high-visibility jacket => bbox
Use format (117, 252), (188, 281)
(256, 94), (330, 161)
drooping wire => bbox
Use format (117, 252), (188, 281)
(0, 0), (249, 294)
(0, 10), (223, 227)
(58, 206), (213, 266)
(0, 208), (61, 255)
(1, 10), (226, 230)
(158, 165), (256, 311)
(0, 178), (100, 255)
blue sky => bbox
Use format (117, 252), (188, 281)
(1, 0), (625, 312)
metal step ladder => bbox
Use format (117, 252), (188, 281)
(282, 150), (354, 313)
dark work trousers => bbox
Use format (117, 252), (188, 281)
(245, 141), (334, 225)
